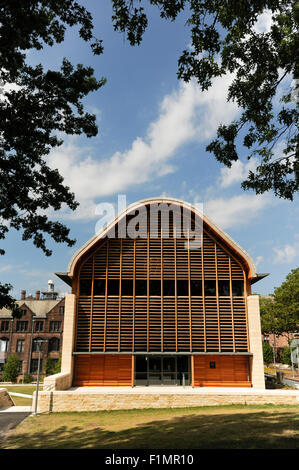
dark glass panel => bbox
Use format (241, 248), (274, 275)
(232, 280), (244, 296)
(204, 280), (216, 296)
(191, 280), (202, 296)
(108, 279), (119, 295)
(121, 279), (133, 296)
(177, 280), (188, 296)
(93, 279), (105, 296)
(218, 280), (230, 296)
(80, 279), (92, 296)
(163, 280), (175, 296)
(135, 280), (147, 296)
(149, 280), (161, 296)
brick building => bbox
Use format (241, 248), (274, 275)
(0, 281), (65, 381)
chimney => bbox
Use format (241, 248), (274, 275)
(21, 290), (26, 300)
(48, 280), (54, 293)
(35, 290), (40, 300)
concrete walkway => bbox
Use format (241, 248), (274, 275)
(0, 409), (31, 442)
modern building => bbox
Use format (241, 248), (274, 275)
(54, 198), (266, 389)
(0, 281), (65, 381)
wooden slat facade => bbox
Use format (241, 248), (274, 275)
(73, 354), (132, 386)
(72, 202), (252, 387)
(193, 355), (251, 387)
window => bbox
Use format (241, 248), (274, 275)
(264, 335), (269, 343)
(204, 280), (216, 296)
(232, 280), (244, 297)
(49, 337), (60, 352)
(16, 321), (28, 332)
(121, 279), (133, 296)
(108, 279), (119, 296)
(191, 280), (202, 296)
(80, 279), (92, 296)
(218, 280), (230, 296)
(30, 358), (42, 373)
(32, 338), (44, 352)
(35, 321), (44, 332)
(16, 339), (25, 353)
(59, 306), (65, 314)
(177, 280), (188, 296)
(209, 361), (216, 369)
(135, 280), (147, 296)
(93, 279), (105, 296)
(50, 321), (61, 332)
(1, 321), (10, 332)
(0, 337), (9, 352)
(149, 280), (161, 296)
(18, 361), (23, 373)
(163, 280), (175, 296)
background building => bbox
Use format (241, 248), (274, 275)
(0, 281), (65, 381)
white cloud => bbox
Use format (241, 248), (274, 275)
(219, 158), (258, 188)
(273, 243), (299, 264)
(203, 193), (272, 230)
(253, 10), (273, 34)
(47, 74), (240, 219)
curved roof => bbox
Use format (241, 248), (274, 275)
(65, 197), (258, 281)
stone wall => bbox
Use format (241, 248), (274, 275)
(43, 372), (72, 391)
(34, 390), (299, 413)
(0, 388), (15, 408)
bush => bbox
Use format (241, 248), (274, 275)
(23, 373), (33, 383)
(263, 342), (274, 364)
(281, 346), (292, 366)
(2, 354), (20, 382)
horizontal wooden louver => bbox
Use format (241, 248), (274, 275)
(75, 204), (249, 354)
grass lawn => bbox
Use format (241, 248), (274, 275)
(1, 385), (42, 407)
(1, 404), (298, 449)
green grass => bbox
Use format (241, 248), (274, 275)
(1, 385), (42, 406)
(1, 404), (298, 449)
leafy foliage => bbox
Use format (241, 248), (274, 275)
(260, 267), (299, 336)
(2, 354), (20, 383)
(111, 0), (299, 200)
(263, 341), (274, 364)
(0, 1), (106, 313)
(281, 346), (292, 366)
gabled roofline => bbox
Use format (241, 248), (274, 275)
(66, 197), (258, 281)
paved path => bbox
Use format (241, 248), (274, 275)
(0, 408), (31, 442)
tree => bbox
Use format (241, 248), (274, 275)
(263, 341), (274, 364)
(260, 267), (299, 337)
(45, 356), (55, 376)
(111, 1), (298, 200)
(0, 1), (106, 314)
(2, 354), (20, 383)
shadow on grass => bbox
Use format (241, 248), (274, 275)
(1, 410), (299, 449)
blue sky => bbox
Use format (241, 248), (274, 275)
(1, 3), (298, 298)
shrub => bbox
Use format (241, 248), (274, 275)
(23, 373), (33, 383)
(281, 346), (292, 366)
(263, 342), (274, 364)
(2, 354), (20, 382)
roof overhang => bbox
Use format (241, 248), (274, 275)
(64, 197), (259, 283)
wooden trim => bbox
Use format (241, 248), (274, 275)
(118, 239), (122, 352)
(131, 354), (135, 387)
(191, 355), (194, 387)
(214, 242), (221, 352)
(88, 255), (95, 352)
(187, 230), (192, 352)
(132, 239), (136, 352)
(161, 231), (164, 352)
(201, 233), (207, 352)
(174, 228), (178, 352)
(229, 257), (236, 352)
(103, 239), (109, 352)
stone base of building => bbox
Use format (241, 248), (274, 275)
(32, 387), (299, 413)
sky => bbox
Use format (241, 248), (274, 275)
(1, 3), (298, 299)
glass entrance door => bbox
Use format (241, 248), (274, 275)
(135, 355), (190, 386)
